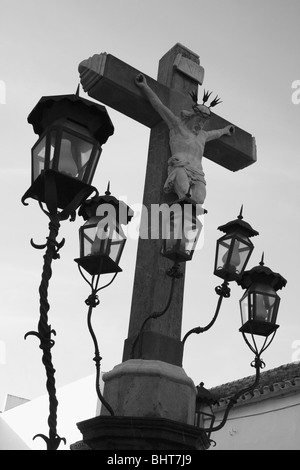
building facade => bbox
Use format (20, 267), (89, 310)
(208, 362), (300, 450)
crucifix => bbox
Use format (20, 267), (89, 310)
(78, 43), (256, 367)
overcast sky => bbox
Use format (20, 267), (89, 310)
(0, 0), (299, 431)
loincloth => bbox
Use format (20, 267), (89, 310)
(164, 156), (206, 194)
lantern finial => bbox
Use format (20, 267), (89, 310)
(105, 181), (111, 196)
(238, 205), (243, 220)
(260, 252), (265, 266)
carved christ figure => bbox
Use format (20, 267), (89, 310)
(135, 74), (235, 209)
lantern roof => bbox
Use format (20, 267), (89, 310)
(218, 206), (259, 238)
(27, 89), (114, 145)
(78, 183), (134, 225)
(239, 254), (287, 291)
(196, 382), (218, 406)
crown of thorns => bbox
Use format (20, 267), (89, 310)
(190, 90), (222, 112)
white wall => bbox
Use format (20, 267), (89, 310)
(210, 390), (300, 450)
(0, 375), (98, 450)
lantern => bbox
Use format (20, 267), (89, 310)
(195, 382), (218, 439)
(214, 207), (258, 282)
(22, 91), (114, 211)
(239, 255), (287, 337)
(161, 197), (203, 262)
(75, 186), (133, 275)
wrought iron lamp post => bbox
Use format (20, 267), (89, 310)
(194, 254), (287, 439)
(22, 90), (114, 450)
(75, 185), (133, 415)
(182, 208), (258, 343)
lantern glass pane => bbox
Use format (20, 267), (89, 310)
(216, 238), (230, 265)
(195, 410), (215, 431)
(86, 147), (101, 184)
(81, 217), (126, 266)
(233, 238), (251, 274)
(253, 287), (279, 325)
(58, 130), (94, 181)
(215, 234), (252, 280)
(48, 131), (56, 169)
(183, 214), (202, 255)
(32, 135), (46, 181)
(162, 204), (201, 260)
(162, 208), (182, 256)
(80, 218), (106, 257)
(93, 219), (110, 256)
(109, 238), (125, 264)
(240, 293), (250, 325)
(81, 224), (97, 257)
(111, 224), (126, 264)
(170, 208), (182, 239)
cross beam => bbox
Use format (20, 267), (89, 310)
(79, 50), (256, 171)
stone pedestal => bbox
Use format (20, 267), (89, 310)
(71, 359), (210, 450)
(100, 359), (196, 425)
(72, 415), (210, 450)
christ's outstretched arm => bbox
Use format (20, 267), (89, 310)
(135, 74), (179, 129)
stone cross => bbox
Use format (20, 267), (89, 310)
(78, 43), (256, 367)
